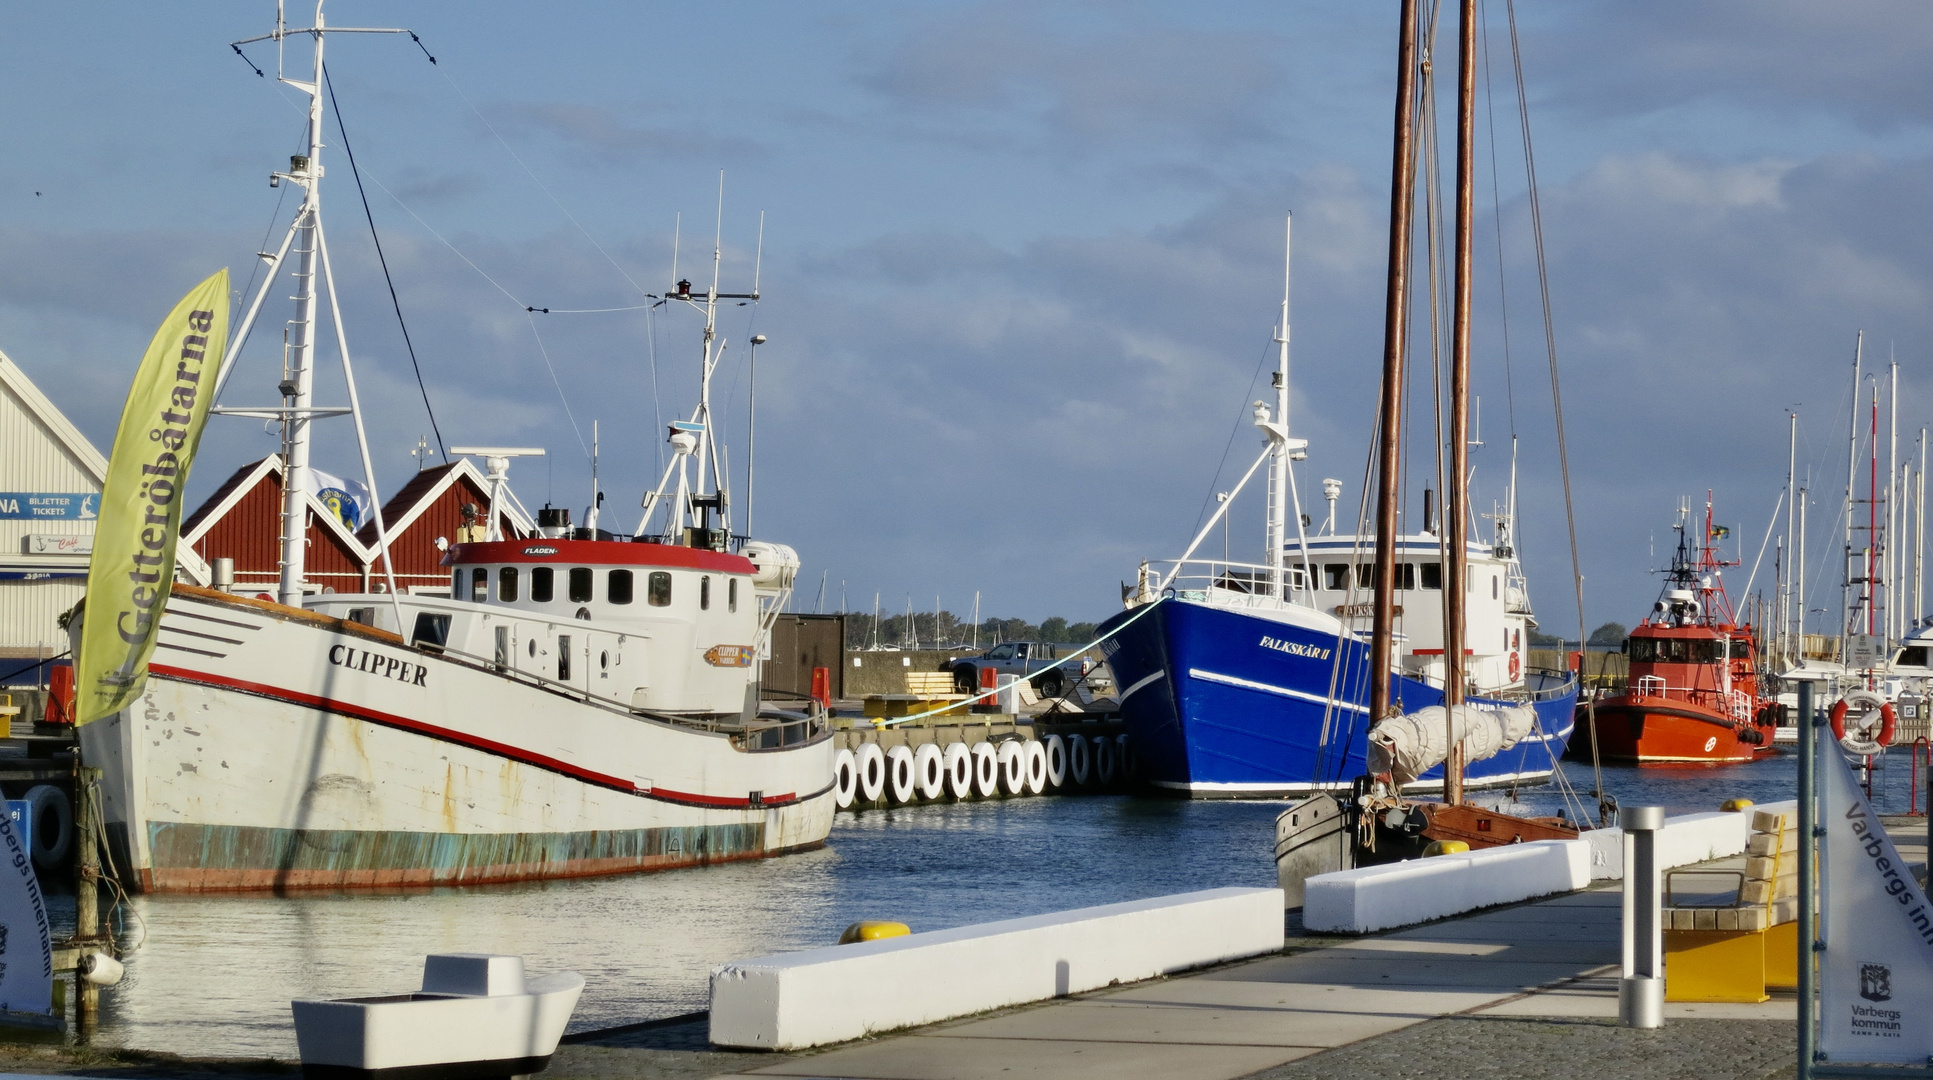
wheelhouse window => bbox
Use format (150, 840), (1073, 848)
(609, 569), (634, 605)
(568, 567), (593, 603)
(1628, 637), (1723, 664)
(498, 567), (518, 602)
(470, 567), (488, 601)
(700, 576), (711, 610)
(451, 569), (464, 599)
(1396, 563), (1416, 591)
(1324, 564), (1348, 591)
(1899, 646), (1929, 668)
(531, 567), (554, 603)
(728, 578), (738, 612)
(648, 571), (672, 606)
(1420, 562), (1442, 590)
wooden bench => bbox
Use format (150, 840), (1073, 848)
(1662, 809), (1798, 1003)
(863, 671), (970, 719)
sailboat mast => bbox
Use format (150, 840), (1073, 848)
(1438, 0), (1480, 805)
(1369, 0), (1423, 729)
(1783, 411), (1797, 667)
(1842, 331), (1862, 654)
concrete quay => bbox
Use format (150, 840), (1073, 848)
(0, 818), (1919, 1080)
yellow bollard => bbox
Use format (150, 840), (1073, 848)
(839, 920), (911, 944)
(1422, 840), (1470, 857)
(1720, 798), (1753, 812)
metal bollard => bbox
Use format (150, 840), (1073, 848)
(1619, 805), (1665, 1028)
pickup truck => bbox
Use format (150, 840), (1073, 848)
(949, 641), (1088, 699)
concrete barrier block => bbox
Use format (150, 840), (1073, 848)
(709, 887), (1284, 1050)
(1303, 839), (1589, 934)
(1576, 801), (1794, 880)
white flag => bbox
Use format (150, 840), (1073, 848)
(306, 468), (371, 532)
(1819, 726), (1933, 1063)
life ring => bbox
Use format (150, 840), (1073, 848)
(1830, 690), (1897, 754)
(1508, 652), (1521, 681)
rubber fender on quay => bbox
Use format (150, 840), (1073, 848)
(1092, 735), (1117, 786)
(971, 742), (1000, 798)
(832, 749), (858, 809)
(1066, 733), (1092, 787)
(943, 741), (974, 799)
(886, 745), (917, 805)
(997, 741), (1027, 795)
(1043, 734), (1067, 789)
(914, 743), (947, 801)
(24, 784), (72, 869)
(856, 742), (887, 804)
(1023, 740), (1048, 795)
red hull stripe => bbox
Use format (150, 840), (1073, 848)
(447, 538), (755, 574)
(148, 663), (803, 810)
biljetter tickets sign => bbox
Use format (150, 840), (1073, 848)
(1819, 726), (1933, 1063)
(76, 269), (229, 725)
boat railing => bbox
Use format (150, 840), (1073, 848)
(1484, 667), (1578, 704)
(1628, 678), (1755, 720)
(1153, 558), (1318, 611)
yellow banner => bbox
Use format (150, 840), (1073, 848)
(76, 270), (229, 725)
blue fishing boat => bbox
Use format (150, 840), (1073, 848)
(1098, 220), (1577, 799)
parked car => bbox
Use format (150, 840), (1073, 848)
(949, 641), (1087, 699)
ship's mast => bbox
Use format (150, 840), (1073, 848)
(1841, 331), (1862, 660)
(210, 1), (412, 621)
(1259, 217), (1313, 602)
(1368, 0), (1422, 731)
(638, 175), (761, 548)
(1440, 0), (1479, 805)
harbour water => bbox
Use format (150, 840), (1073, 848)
(47, 747), (1914, 1060)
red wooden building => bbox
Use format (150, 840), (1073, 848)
(182, 456), (531, 596)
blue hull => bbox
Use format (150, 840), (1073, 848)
(1098, 598), (1578, 797)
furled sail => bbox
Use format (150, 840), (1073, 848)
(1366, 703), (1536, 785)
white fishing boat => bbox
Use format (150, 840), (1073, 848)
(76, 4), (834, 892)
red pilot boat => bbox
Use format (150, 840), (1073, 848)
(1576, 496), (1778, 763)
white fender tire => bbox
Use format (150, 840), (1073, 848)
(1023, 740), (1048, 795)
(1115, 734), (1136, 782)
(886, 745), (917, 805)
(914, 743), (946, 801)
(971, 742), (1000, 798)
(1043, 734), (1067, 789)
(997, 741), (1027, 795)
(856, 742), (887, 804)
(943, 742), (974, 799)
(1066, 731), (1091, 787)
(833, 748), (857, 809)
(1093, 735), (1117, 786)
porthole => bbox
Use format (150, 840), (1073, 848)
(600, 651), (609, 670)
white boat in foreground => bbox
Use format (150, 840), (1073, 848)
(292, 953), (582, 1080)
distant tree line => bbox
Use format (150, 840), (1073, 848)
(1529, 622), (1628, 648)
(841, 610), (1101, 650)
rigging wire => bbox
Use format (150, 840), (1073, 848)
(414, 41), (665, 448)
(323, 64), (449, 465)
(1502, 0), (1607, 820)
(1478, 0), (1519, 439)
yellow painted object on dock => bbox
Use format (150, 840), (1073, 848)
(839, 921), (911, 944)
(863, 671), (969, 720)
(1422, 840), (1470, 857)
(1663, 810), (1798, 1003)
(1719, 798), (1753, 812)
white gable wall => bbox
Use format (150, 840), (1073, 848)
(0, 349), (106, 664)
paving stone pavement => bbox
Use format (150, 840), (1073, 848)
(1238, 1015), (1796, 1080)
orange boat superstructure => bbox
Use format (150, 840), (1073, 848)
(1577, 496), (1779, 763)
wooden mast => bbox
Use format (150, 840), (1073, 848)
(1369, 0), (1422, 731)
(1443, 0), (1478, 805)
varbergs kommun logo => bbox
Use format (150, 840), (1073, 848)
(1260, 636), (1329, 661)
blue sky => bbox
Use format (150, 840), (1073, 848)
(4, 2), (1933, 634)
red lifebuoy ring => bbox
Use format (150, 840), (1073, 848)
(1508, 652), (1520, 681)
(1830, 693), (1898, 750)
